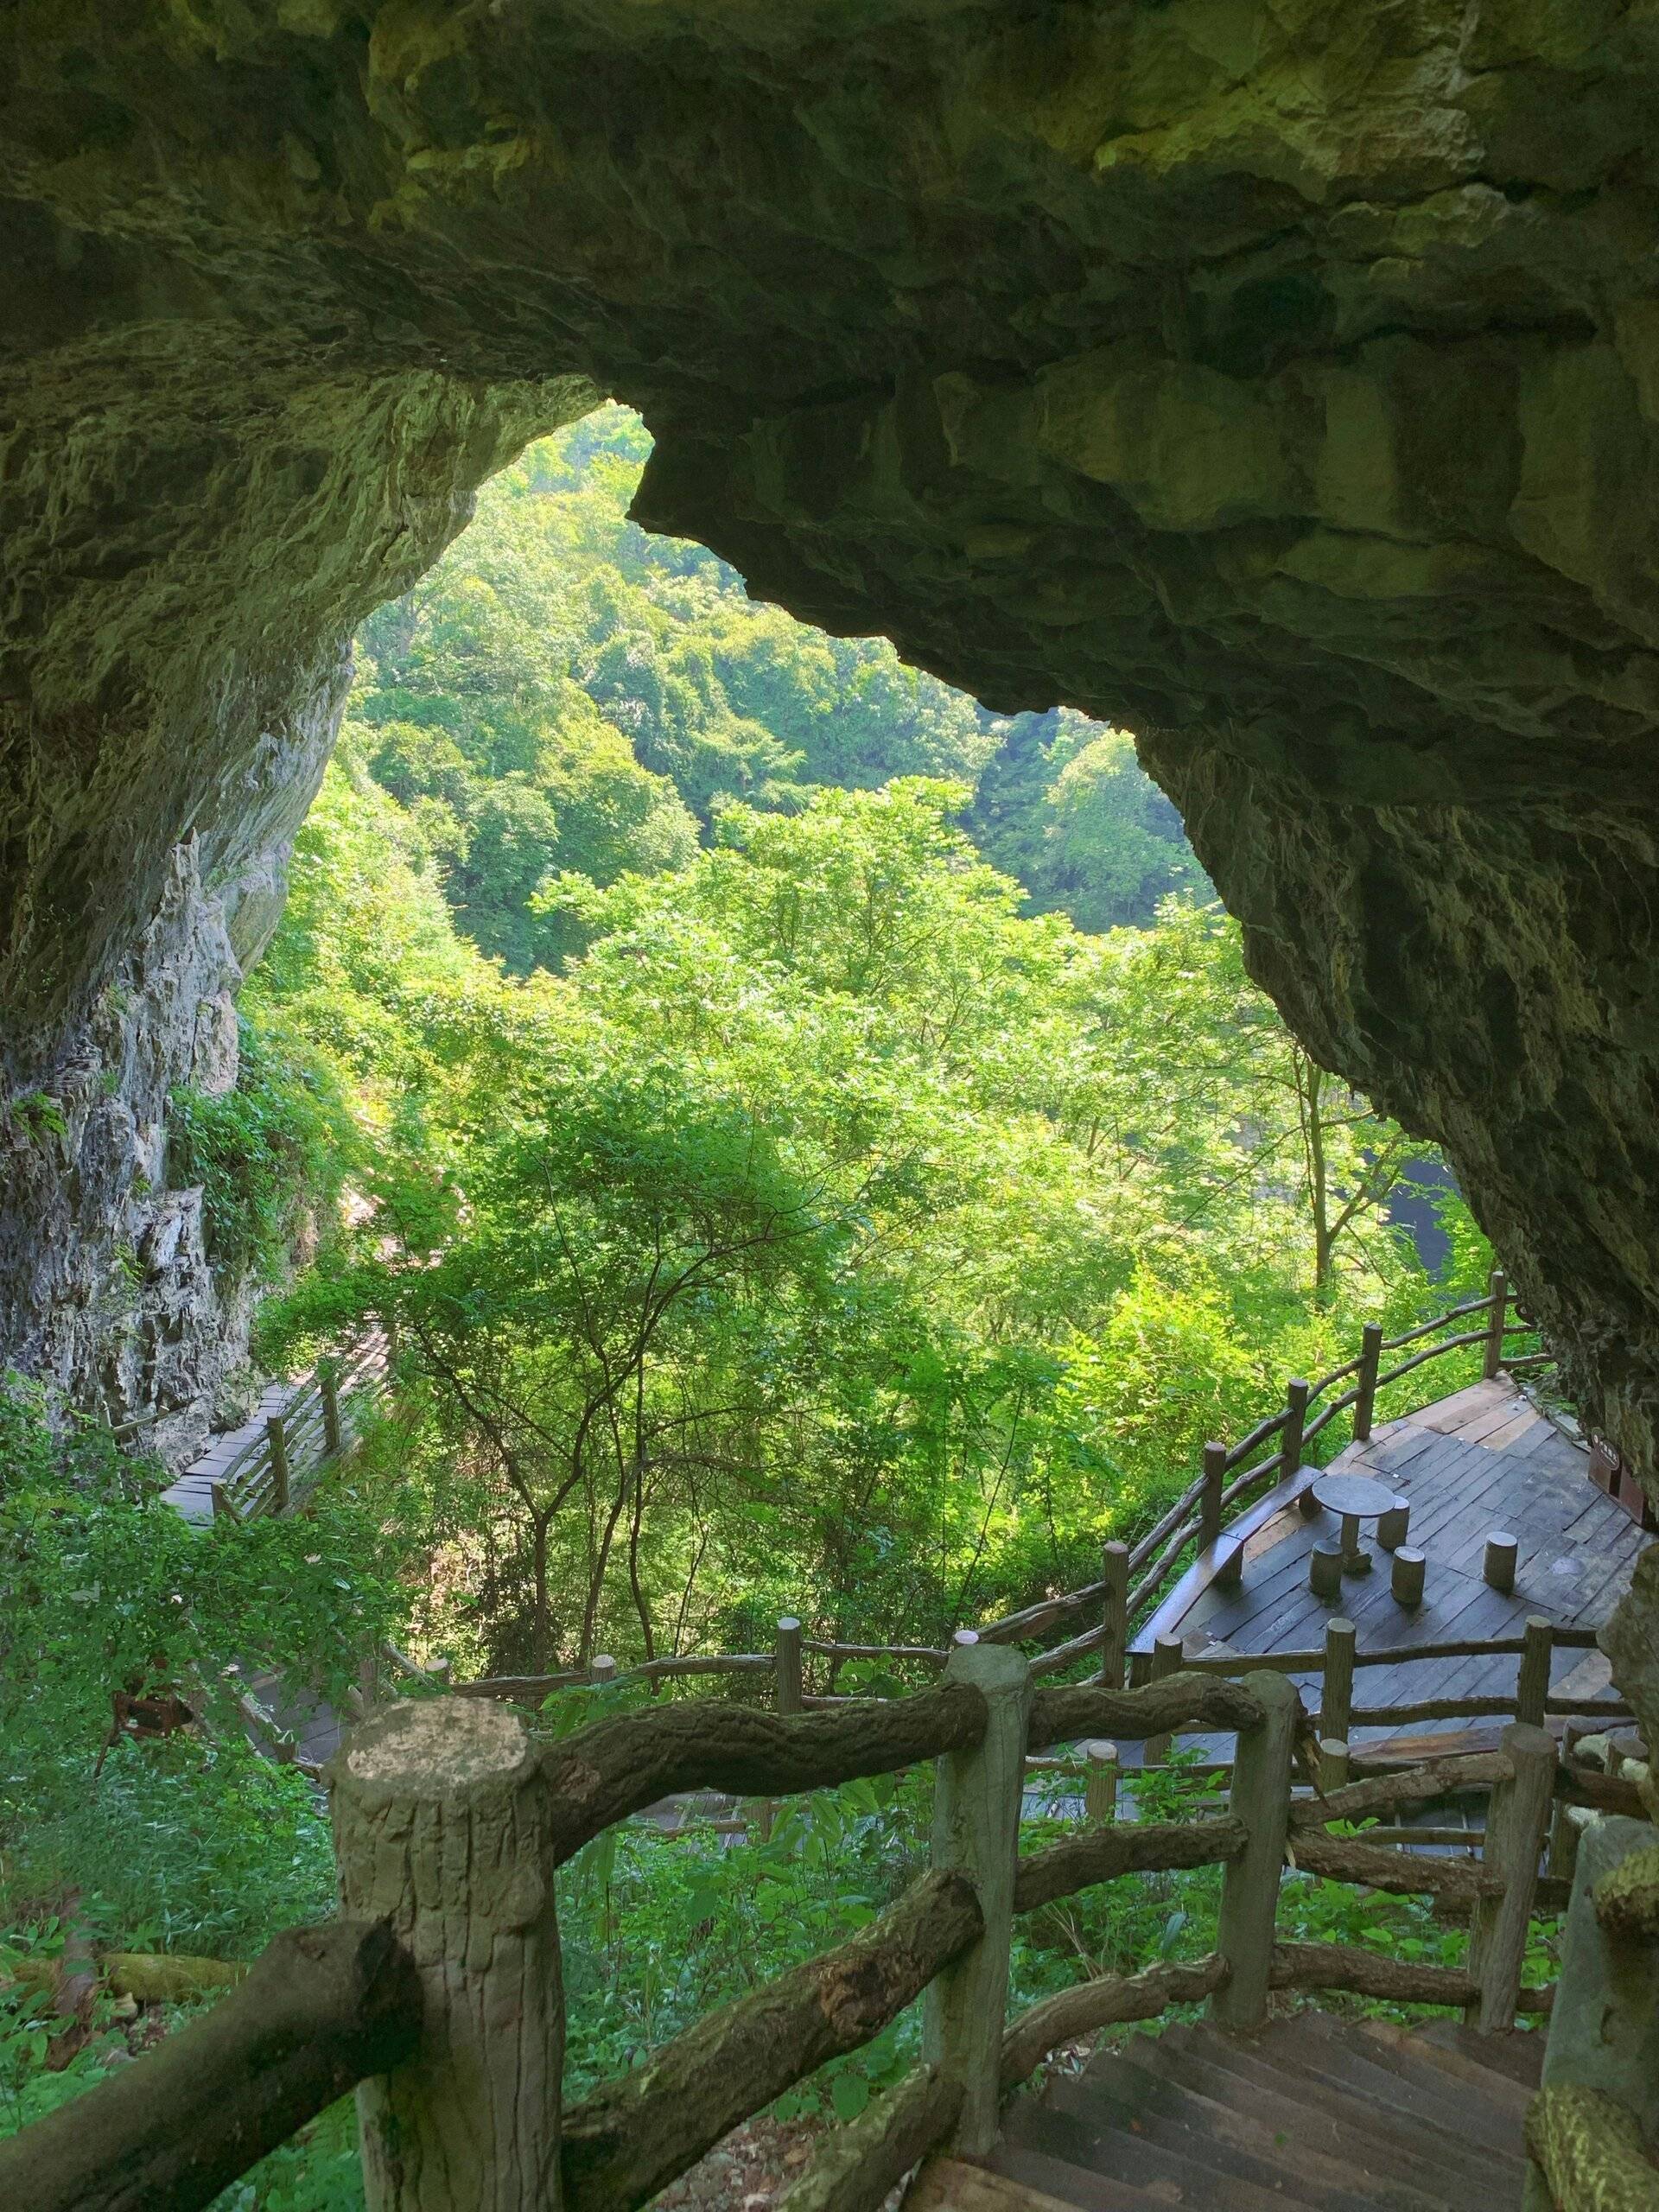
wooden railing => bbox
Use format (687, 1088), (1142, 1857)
(969, 1267), (1542, 1677)
(434, 1601), (1635, 1875)
(0, 1652), (1590, 2212)
(417, 1272), (1549, 1719)
(207, 1276), (1542, 1674)
(207, 1332), (390, 1522)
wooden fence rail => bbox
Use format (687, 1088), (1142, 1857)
(0, 1655), (1572, 2212)
(440, 1600), (1632, 1832)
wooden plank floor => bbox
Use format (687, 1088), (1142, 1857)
(160, 1372), (302, 1525)
(1141, 1377), (1644, 1757)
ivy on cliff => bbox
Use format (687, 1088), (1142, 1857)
(168, 1024), (351, 1287)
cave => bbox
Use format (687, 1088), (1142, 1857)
(3, 5), (1657, 1630)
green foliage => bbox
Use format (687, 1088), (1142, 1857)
(970, 712), (1209, 931)
(0, 407), (1510, 2209)
(3, 1090), (67, 1147)
(349, 407), (1193, 967)
(0, 1735), (1555, 2209)
(257, 777), (1473, 1677)
(0, 1375), (410, 1949)
(168, 1024), (350, 1285)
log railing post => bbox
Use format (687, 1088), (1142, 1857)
(1469, 1720), (1556, 2033)
(1321, 1618), (1356, 1748)
(1211, 1671), (1300, 2031)
(775, 1616), (804, 1715)
(1199, 1441), (1226, 1551)
(266, 1414), (289, 1516)
(925, 1639), (1031, 2156)
(1516, 1617), (1553, 1729)
(1281, 1379), (1309, 1483)
(1143, 1634), (1183, 1767)
(1353, 1324), (1384, 1444)
(1484, 1269), (1509, 1380)
(321, 1360), (342, 1457)
(334, 1700), (566, 2209)
(1520, 1817), (1659, 2212)
(1097, 1542), (1128, 1690)
(759, 1616), (804, 1840)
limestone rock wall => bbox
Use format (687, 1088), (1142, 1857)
(2, 1), (1658, 1488)
(3, 840), (250, 1464)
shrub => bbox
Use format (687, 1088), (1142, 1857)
(168, 1022), (351, 1285)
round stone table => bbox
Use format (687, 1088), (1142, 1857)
(1311, 1471), (1402, 1576)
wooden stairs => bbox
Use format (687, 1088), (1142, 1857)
(908, 2011), (1543, 2211)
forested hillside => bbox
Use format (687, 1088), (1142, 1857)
(240, 760), (1469, 1680)
(348, 407), (1206, 967)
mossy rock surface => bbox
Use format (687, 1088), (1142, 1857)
(0, 0), (1657, 1494)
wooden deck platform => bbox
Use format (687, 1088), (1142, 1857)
(1137, 1376), (1643, 1756)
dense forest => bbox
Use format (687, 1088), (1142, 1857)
(349, 406), (1208, 967)
(1, 410), (1504, 2203)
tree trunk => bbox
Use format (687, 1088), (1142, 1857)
(333, 1699), (565, 2211)
(0, 1921), (418, 2212)
(626, 1460), (655, 1662)
(1303, 1058), (1333, 1294)
(580, 1471), (629, 1662)
(531, 1511), (552, 1675)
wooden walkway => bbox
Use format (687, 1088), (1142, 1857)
(160, 1333), (387, 1526)
(1141, 1376), (1640, 1754)
(160, 1371), (304, 1526)
(159, 1341), (390, 1768)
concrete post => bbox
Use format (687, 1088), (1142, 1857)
(334, 1700), (565, 2210)
(1470, 1721), (1556, 2033)
(266, 1414), (289, 1515)
(1516, 1617), (1553, 1729)
(775, 1617), (804, 1715)
(1484, 1270), (1508, 1380)
(1353, 1324), (1384, 1444)
(1098, 1542), (1128, 1690)
(1199, 1442), (1226, 1550)
(1321, 1618), (1356, 1747)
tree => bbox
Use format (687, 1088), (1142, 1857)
(259, 777), (1459, 1674)
(349, 406), (1203, 969)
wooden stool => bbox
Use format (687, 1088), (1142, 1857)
(1391, 1547), (1426, 1608)
(1084, 1741), (1119, 1824)
(1377, 1499), (1410, 1550)
(1309, 1543), (1344, 1600)
(1484, 1532), (1517, 1594)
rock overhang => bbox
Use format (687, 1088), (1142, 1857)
(1, 0), (1656, 1495)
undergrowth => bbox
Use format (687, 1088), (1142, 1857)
(168, 1021), (350, 1287)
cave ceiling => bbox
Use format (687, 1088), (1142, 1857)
(3, 0), (1659, 1484)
